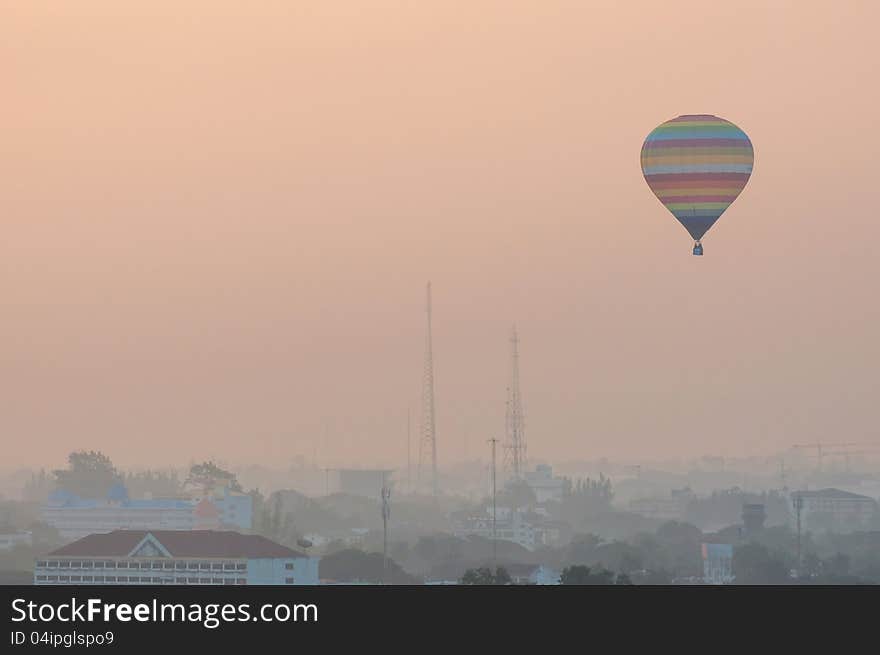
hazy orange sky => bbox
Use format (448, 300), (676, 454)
(3, 1), (879, 471)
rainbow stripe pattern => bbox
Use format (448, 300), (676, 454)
(641, 114), (753, 241)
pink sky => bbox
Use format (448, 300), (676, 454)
(3, 1), (879, 470)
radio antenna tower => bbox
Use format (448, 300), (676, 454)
(418, 282), (438, 496)
(503, 326), (526, 480)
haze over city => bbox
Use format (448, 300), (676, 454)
(4, 1), (879, 471)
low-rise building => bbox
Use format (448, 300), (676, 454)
(629, 487), (695, 521)
(523, 465), (566, 503)
(701, 543), (734, 584)
(453, 507), (536, 551)
(34, 530), (319, 585)
(505, 563), (560, 585)
(0, 530), (33, 551)
(791, 488), (878, 533)
(43, 485), (252, 542)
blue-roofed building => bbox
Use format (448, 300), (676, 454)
(44, 489), (196, 542)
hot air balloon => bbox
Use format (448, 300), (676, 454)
(641, 115), (753, 255)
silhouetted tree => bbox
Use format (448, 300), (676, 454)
(185, 461), (242, 494)
(460, 566), (511, 585)
(559, 565), (616, 585)
(53, 451), (121, 499)
(732, 543), (790, 584)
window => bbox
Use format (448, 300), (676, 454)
(152, 562), (163, 569)
(117, 562), (128, 569)
(59, 561), (70, 568)
(199, 577), (210, 584)
(36, 561), (48, 568)
(285, 563), (294, 570)
(187, 577), (199, 584)
(93, 561), (104, 569)
(116, 576), (128, 583)
(200, 563), (210, 570)
(163, 562), (174, 569)
(176, 577), (186, 584)
(212, 563), (223, 570)
(175, 562), (187, 570)
(48, 576), (58, 582)
(285, 577), (294, 584)
(187, 563), (199, 570)
(94, 576), (104, 583)
(152, 577), (162, 584)
(60, 576), (70, 582)
(105, 576), (116, 583)
(235, 563), (246, 571)
(71, 561), (82, 569)
(82, 561), (93, 569)
(224, 563), (235, 570)
(212, 578), (223, 584)
(236, 578), (246, 585)
(105, 561), (116, 569)
(70, 576), (82, 582)
(82, 575), (93, 582)
(36, 575), (47, 581)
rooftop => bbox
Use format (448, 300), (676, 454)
(48, 530), (305, 559)
(792, 488), (876, 501)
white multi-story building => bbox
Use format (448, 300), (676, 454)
(0, 531), (33, 551)
(43, 485), (252, 542)
(523, 465), (566, 503)
(791, 488), (878, 533)
(453, 507), (536, 551)
(34, 530), (319, 586)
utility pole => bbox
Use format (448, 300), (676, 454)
(381, 482), (391, 584)
(794, 493), (804, 575)
(488, 437), (498, 571)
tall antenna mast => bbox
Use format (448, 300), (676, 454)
(418, 282), (438, 496)
(503, 326), (526, 480)
(406, 409), (411, 495)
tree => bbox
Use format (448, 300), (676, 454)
(185, 461), (242, 494)
(53, 451), (121, 499)
(459, 567), (511, 585)
(124, 470), (181, 499)
(559, 565), (616, 585)
(319, 548), (420, 584)
(732, 543), (790, 584)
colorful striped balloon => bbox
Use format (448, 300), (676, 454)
(641, 114), (753, 254)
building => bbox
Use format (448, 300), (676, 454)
(453, 507), (536, 551)
(629, 487), (696, 521)
(505, 563), (560, 585)
(34, 530), (319, 585)
(43, 485), (252, 542)
(701, 543), (734, 584)
(44, 489), (195, 542)
(0, 530), (33, 551)
(741, 503), (766, 537)
(522, 465), (566, 503)
(791, 488), (878, 533)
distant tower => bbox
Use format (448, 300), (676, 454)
(503, 326), (527, 480)
(418, 282), (438, 496)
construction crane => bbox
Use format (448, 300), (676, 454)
(791, 442), (877, 472)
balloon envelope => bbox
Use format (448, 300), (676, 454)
(641, 114), (753, 242)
